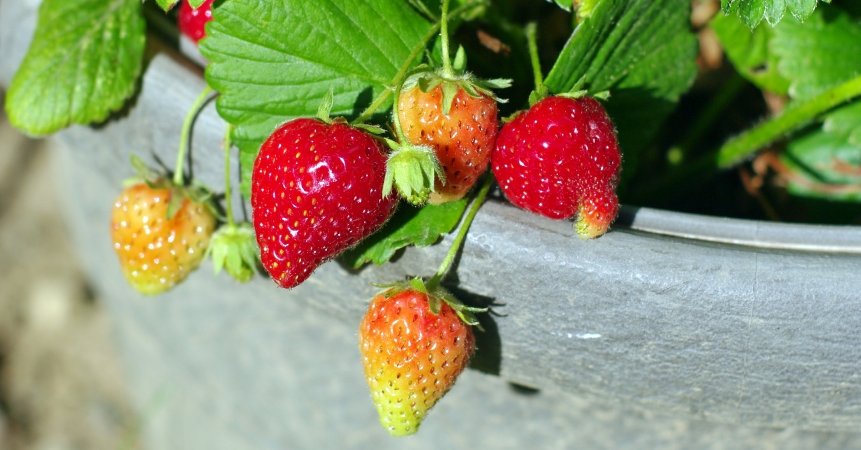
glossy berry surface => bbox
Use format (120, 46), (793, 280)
(492, 96), (621, 238)
(178, 0), (214, 44)
(252, 119), (396, 288)
(111, 183), (216, 295)
(398, 85), (498, 204)
(359, 289), (475, 436)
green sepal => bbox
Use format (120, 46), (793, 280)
(371, 277), (487, 328)
(383, 143), (445, 206)
(353, 123), (386, 135)
(441, 82), (459, 115)
(452, 45), (467, 73)
(316, 89), (335, 123)
(206, 222), (259, 283)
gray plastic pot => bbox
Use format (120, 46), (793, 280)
(2, 2), (860, 448)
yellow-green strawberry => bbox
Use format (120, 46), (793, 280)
(111, 181), (216, 295)
(359, 281), (479, 436)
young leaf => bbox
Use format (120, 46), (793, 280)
(4, 0), (146, 136)
(544, 0), (697, 178)
(341, 200), (468, 269)
(710, 12), (790, 94)
(200, 1), (432, 197)
(721, 0), (825, 28)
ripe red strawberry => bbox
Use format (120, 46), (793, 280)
(111, 182), (216, 295)
(492, 96), (621, 238)
(398, 84), (499, 204)
(359, 286), (475, 436)
(252, 118), (397, 288)
(178, 0), (214, 44)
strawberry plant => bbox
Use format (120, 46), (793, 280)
(6, 0), (861, 438)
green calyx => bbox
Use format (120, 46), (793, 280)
(405, 64), (511, 115)
(375, 277), (486, 328)
(126, 154), (215, 220)
(206, 222), (259, 283)
(383, 140), (445, 206)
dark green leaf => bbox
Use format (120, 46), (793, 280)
(200, 1), (432, 197)
(5, 0), (145, 136)
(780, 129), (861, 202)
(341, 200), (468, 268)
(544, 0), (697, 177)
(710, 12), (790, 94)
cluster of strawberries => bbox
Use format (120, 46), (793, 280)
(111, 0), (621, 437)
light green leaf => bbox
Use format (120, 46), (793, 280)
(4, 0), (146, 136)
(189, 0), (207, 8)
(824, 102), (861, 148)
(772, 5), (861, 100)
(154, 0), (179, 11)
(544, 0), (698, 177)
(721, 0), (825, 28)
(341, 200), (468, 268)
(200, 1), (432, 197)
(710, 12), (790, 94)
(772, 4), (861, 202)
(548, 0), (573, 11)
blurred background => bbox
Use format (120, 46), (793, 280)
(0, 98), (138, 450)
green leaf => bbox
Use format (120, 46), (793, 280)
(341, 200), (468, 268)
(710, 12), (790, 94)
(771, 4), (861, 202)
(4, 0), (146, 136)
(544, 0), (697, 178)
(189, 0), (208, 8)
(780, 129), (861, 202)
(772, 5), (861, 100)
(200, 1), (433, 197)
(548, 0), (573, 11)
(721, 0), (825, 28)
(154, 0), (179, 11)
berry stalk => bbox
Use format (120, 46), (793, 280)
(526, 22), (547, 99)
(174, 85), (214, 186)
(440, 0), (454, 78)
(353, 1), (486, 124)
(222, 124), (236, 227)
(427, 175), (493, 289)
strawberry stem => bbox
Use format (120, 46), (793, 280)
(353, 2), (479, 124)
(174, 85), (215, 186)
(427, 175), (493, 289)
(440, 0), (454, 78)
(391, 78), (410, 144)
(526, 22), (547, 100)
(223, 124), (236, 228)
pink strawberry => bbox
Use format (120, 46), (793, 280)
(252, 118), (397, 288)
(397, 83), (499, 204)
(178, 0), (214, 44)
(492, 96), (621, 238)
(359, 284), (476, 436)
